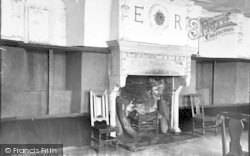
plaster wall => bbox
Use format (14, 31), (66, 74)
(180, 60), (196, 94)
(199, 34), (238, 58)
(1, 0), (86, 46)
(84, 0), (112, 47)
(237, 16), (250, 58)
(110, 0), (120, 41)
(62, 0), (85, 46)
(199, 13), (250, 59)
(179, 60), (196, 106)
(1, 0), (66, 45)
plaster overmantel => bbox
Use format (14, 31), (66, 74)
(107, 40), (197, 89)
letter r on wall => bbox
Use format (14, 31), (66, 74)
(175, 14), (182, 29)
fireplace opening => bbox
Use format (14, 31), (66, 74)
(116, 75), (185, 138)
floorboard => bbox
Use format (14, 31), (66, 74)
(63, 128), (249, 156)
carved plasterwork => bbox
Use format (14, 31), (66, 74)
(121, 0), (130, 20)
(187, 18), (199, 40)
(11, 0), (24, 39)
(121, 51), (190, 76)
(1, 0), (25, 41)
(117, 0), (201, 46)
(120, 0), (131, 39)
(107, 40), (196, 88)
(148, 4), (170, 31)
(238, 21), (244, 44)
(1, 0), (66, 45)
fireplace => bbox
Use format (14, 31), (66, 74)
(116, 76), (178, 137)
(107, 40), (197, 136)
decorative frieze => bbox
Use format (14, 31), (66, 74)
(108, 40), (195, 81)
(122, 51), (190, 60)
(121, 51), (190, 76)
(115, 0), (202, 46)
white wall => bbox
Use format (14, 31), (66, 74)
(2, 0), (249, 52)
(84, 0), (112, 47)
(199, 13), (250, 59)
(237, 15), (250, 58)
(1, 0), (66, 46)
(62, 0), (85, 46)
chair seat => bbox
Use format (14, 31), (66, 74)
(91, 135), (117, 143)
(194, 114), (216, 122)
(92, 125), (119, 134)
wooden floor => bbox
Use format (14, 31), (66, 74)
(63, 128), (249, 156)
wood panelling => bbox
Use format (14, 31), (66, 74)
(1, 116), (91, 147)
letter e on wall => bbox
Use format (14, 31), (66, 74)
(135, 6), (144, 23)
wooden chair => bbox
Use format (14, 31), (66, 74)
(190, 94), (218, 135)
(220, 112), (249, 156)
(90, 90), (119, 152)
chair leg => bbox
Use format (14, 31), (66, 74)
(97, 133), (101, 152)
(91, 131), (97, 151)
(115, 132), (119, 150)
(115, 141), (118, 150)
(192, 121), (195, 134)
(156, 118), (159, 136)
(156, 123), (158, 136)
(202, 122), (205, 135)
(215, 127), (217, 136)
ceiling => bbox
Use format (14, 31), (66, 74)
(192, 0), (250, 17)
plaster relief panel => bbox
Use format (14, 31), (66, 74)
(121, 52), (188, 76)
(28, 7), (50, 44)
(1, 0), (25, 41)
(117, 0), (202, 47)
(1, 0), (66, 46)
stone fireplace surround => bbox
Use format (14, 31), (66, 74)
(107, 40), (197, 136)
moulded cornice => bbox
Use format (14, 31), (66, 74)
(107, 40), (198, 56)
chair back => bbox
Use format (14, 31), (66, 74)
(221, 112), (250, 156)
(90, 90), (109, 127)
(190, 94), (204, 117)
